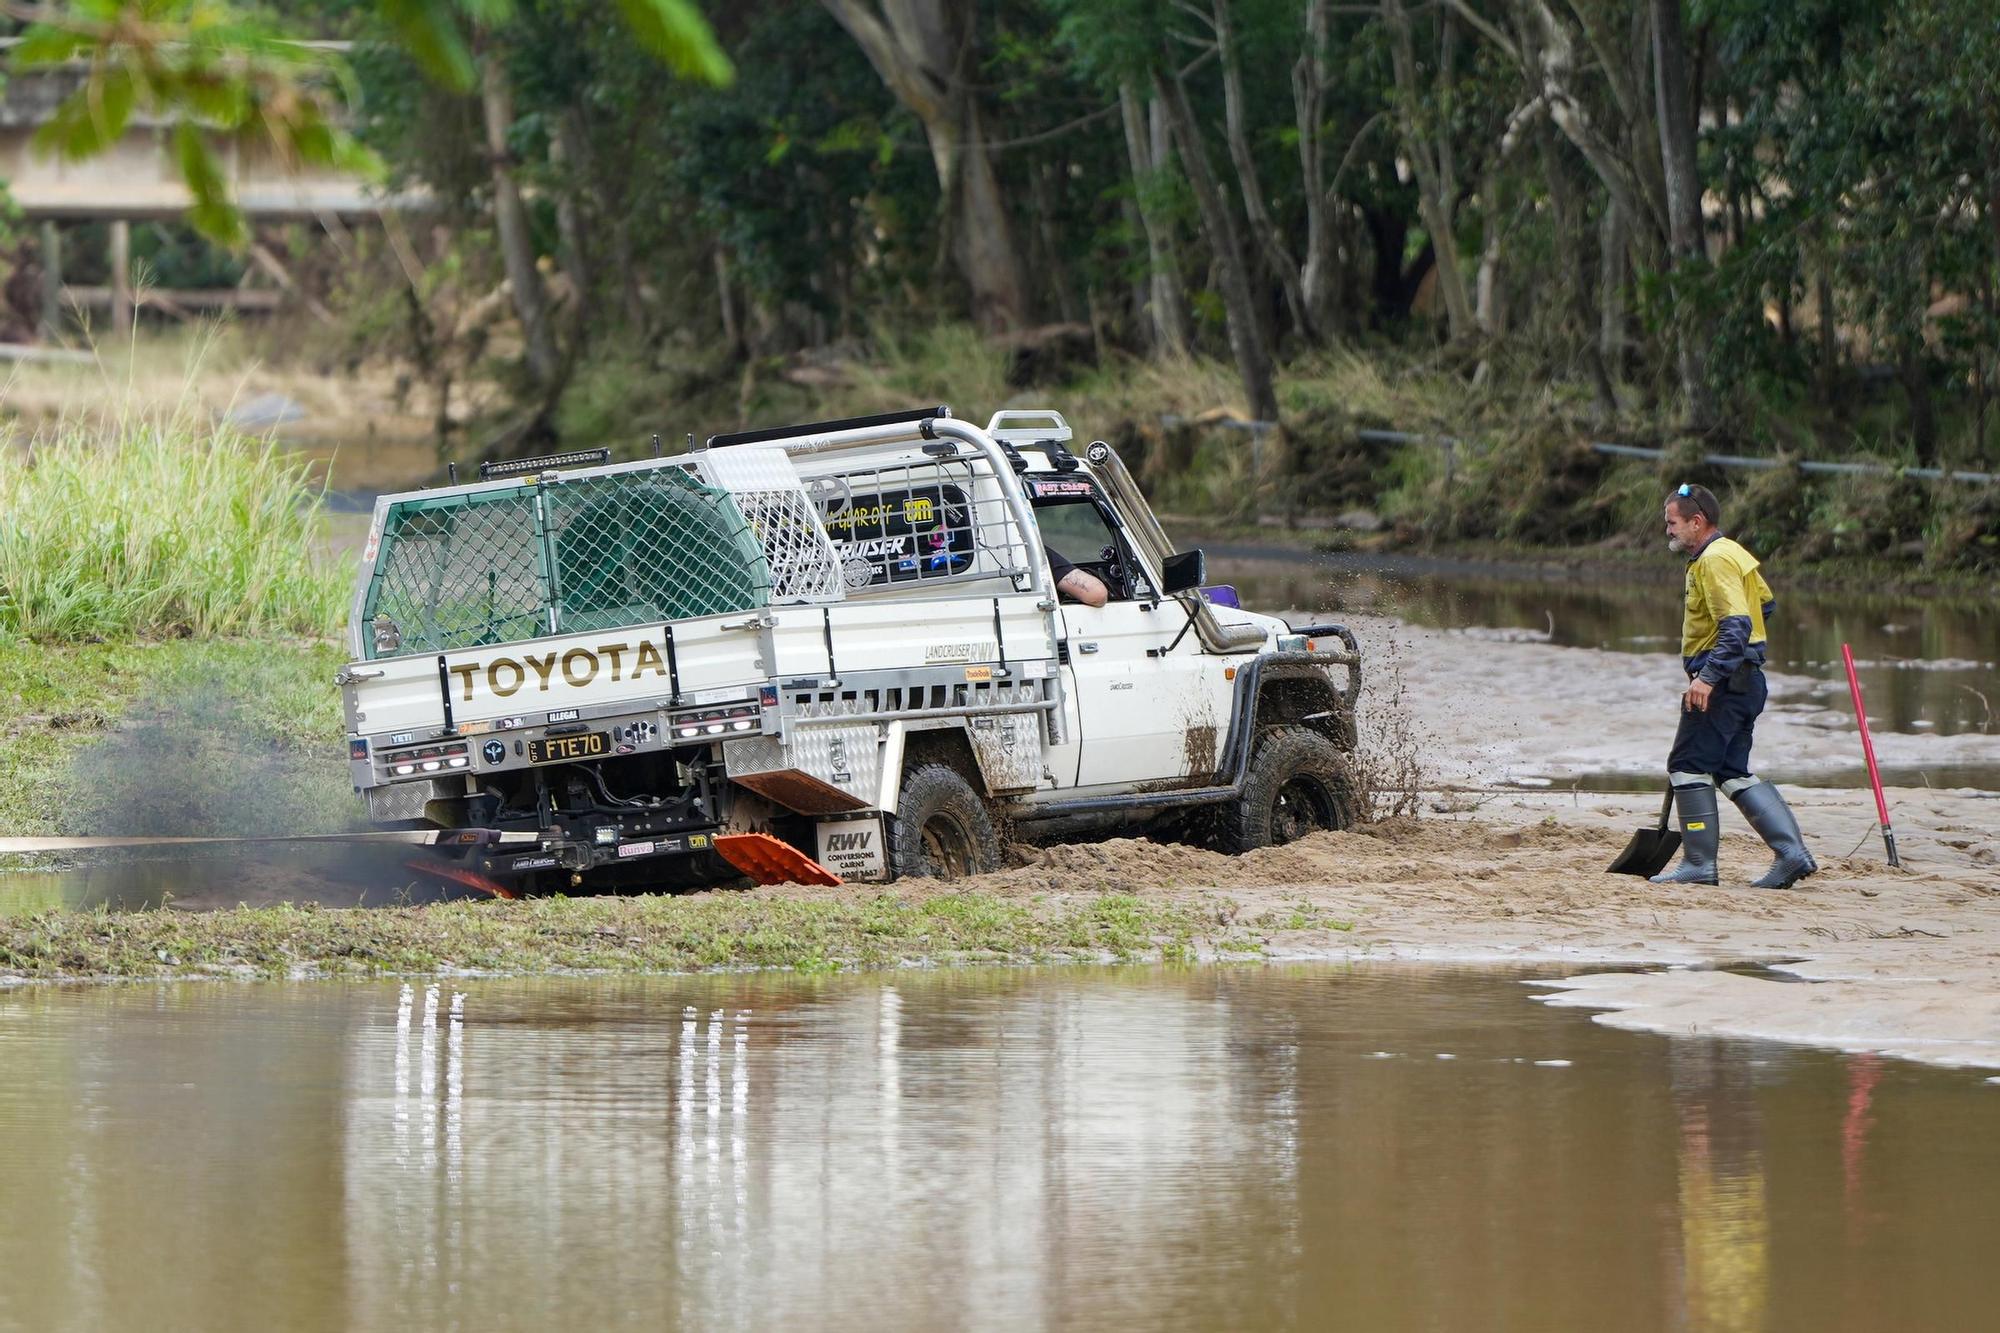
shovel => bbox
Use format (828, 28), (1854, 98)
(1607, 789), (1681, 877)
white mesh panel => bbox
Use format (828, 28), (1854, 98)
(695, 446), (846, 603)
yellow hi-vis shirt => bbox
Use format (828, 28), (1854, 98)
(1682, 535), (1772, 682)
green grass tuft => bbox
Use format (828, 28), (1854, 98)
(0, 412), (350, 642)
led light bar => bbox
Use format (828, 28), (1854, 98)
(477, 447), (612, 480)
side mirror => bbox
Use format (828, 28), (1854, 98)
(1160, 548), (1206, 596)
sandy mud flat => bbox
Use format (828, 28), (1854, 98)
(1027, 610), (2000, 1070)
(871, 609), (2000, 1070)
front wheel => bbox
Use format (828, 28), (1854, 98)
(890, 764), (1002, 880)
(1223, 727), (1360, 853)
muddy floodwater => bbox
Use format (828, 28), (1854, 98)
(2, 966), (1995, 1331)
(1204, 542), (2000, 790)
(1208, 544), (2000, 737)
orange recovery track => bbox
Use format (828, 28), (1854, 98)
(713, 833), (843, 886)
(406, 859), (520, 899)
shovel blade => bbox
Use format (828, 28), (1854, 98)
(1606, 828), (1681, 877)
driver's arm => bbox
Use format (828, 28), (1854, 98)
(1045, 542), (1109, 607)
(1057, 567), (1108, 608)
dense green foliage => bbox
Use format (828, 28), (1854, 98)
(314, 0), (2000, 462)
(10, 1), (2000, 566)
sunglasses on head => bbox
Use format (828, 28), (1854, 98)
(1677, 484), (1692, 496)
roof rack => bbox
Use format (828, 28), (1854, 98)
(478, 447), (612, 480)
(702, 405), (952, 451)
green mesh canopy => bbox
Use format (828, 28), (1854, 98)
(362, 468), (771, 658)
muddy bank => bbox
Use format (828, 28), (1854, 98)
(6, 796), (1994, 1068)
(947, 789), (2000, 1070)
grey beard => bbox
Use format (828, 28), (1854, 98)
(1667, 536), (1685, 553)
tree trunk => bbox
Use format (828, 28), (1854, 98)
(1215, 0), (1308, 343)
(1149, 98), (1194, 353)
(1600, 199), (1627, 376)
(1117, 186), (1152, 342)
(481, 52), (559, 388)
(953, 99), (1029, 329)
(1516, 0), (1661, 251)
(612, 216), (644, 335)
(1029, 160), (1080, 324)
(713, 246), (742, 356)
(1649, 0), (1714, 429)
(1538, 130), (1617, 418)
(548, 113), (589, 316)
(37, 221), (61, 339)
(1154, 65), (1278, 422)
(1119, 83), (1190, 357)
(1294, 0), (1339, 341)
(1384, 0), (1475, 340)
(109, 219), (131, 336)
(1474, 171), (1505, 336)
(820, 0), (1027, 331)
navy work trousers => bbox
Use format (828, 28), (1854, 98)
(1666, 667), (1768, 785)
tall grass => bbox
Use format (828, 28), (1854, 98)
(0, 412), (350, 642)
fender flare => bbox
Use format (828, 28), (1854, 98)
(1214, 634), (1361, 786)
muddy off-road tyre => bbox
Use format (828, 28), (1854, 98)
(1224, 726), (1361, 853)
(890, 763), (1002, 880)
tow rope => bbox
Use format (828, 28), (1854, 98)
(0, 830), (542, 854)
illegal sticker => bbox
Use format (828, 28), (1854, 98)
(547, 708), (581, 724)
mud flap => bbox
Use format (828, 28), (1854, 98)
(815, 816), (888, 882)
(713, 833), (844, 887)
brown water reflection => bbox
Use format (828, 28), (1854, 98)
(1, 966), (1994, 1331)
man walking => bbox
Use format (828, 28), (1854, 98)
(1650, 484), (1818, 889)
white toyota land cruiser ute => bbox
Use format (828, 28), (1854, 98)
(337, 406), (1362, 894)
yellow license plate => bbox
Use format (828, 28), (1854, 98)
(527, 732), (609, 764)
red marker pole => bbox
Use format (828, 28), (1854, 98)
(1841, 642), (1901, 867)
